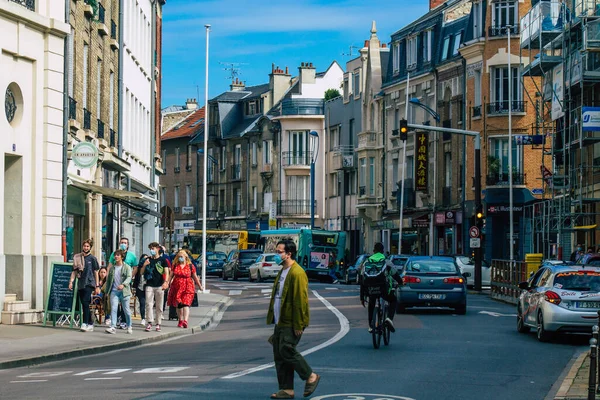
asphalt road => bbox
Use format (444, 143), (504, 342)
(0, 278), (589, 400)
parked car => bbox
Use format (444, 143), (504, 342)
(579, 253), (600, 266)
(222, 250), (263, 280)
(342, 254), (369, 284)
(249, 253), (280, 282)
(454, 256), (491, 287)
(397, 256), (468, 314)
(196, 252), (227, 277)
(517, 264), (600, 342)
(387, 255), (410, 272)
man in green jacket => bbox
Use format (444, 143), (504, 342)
(102, 250), (133, 335)
(267, 239), (320, 399)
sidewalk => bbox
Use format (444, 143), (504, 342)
(553, 351), (600, 400)
(0, 292), (231, 370)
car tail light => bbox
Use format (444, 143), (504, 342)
(262, 262), (273, 267)
(404, 276), (421, 283)
(443, 277), (465, 284)
(544, 290), (561, 305)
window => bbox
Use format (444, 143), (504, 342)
(349, 119), (355, 147)
(343, 78), (349, 101)
(175, 147), (180, 169)
(83, 43), (89, 109)
(392, 158), (398, 189)
(491, 66), (521, 108)
(329, 125), (339, 151)
(174, 186), (180, 208)
(423, 30), (432, 63)
(68, 27), (74, 98)
(394, 108), (399, 131)
(96, 59), (102, 118)
(330, 173), (338, 197)
(234, 144), (241, 166)
(474, 70), (482, 107)
(219, 189), (225, 211)
(233, 189), (242, 214)
(407, 36), (417, 69)
(492, 1), (518, 31)
(490, 137), (521, 174)
(251, 142), (257, 166)
(109, 72), (114, 128)
(263, 140), (272, 165)
(160, 187), (166, 207)
(162, 149), (166, 170)
(393, 42), (400, 73)
(207, 148), (214, 182)
(441, 37), (450, 61)
(287, 176), (309, 200)
(452, 32), (462, 56)
(444, 152), (452, 187)
(359, 158), (366, 194)
(353, 70), (360, 96)
(406, 155), (414, 181)
(220, 146), (226, 170)
(187, 145), (192, 168)
(185, 185), (191, 207)
(473, 1), (483, 38)
(290, 131), (307, 163)
(369, 157), (375, 195)
(252, 186), (257, 210)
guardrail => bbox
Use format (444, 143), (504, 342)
(490, 259), (528, 304)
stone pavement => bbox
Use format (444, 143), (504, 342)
(553, 351), (600, 400)
(0, 292), (231, 370)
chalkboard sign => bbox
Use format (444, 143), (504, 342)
(43, 262), (78, 327)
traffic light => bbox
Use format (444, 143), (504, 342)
(399, 119), (408, 141)
(475, 205), (484, 228)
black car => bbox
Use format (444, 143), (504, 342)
(197, 252), (227, 276)
(342, 254), (370, 284)
(223, 249), (263, 280)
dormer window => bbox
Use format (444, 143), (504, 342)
(246, 101), (257, 116)
(453, 31), (462, 56)
(423, 30), (432, 63)
(407, 36), (417, 70)
(392, 42), (400, 73)
(473, 1), (483, 38)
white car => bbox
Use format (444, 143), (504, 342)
(249, 253), (281, 282)
(455, 256), (491, 287)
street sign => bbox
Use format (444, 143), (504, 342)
(469, 226), (480, 238)
(470, 238), (481, 248)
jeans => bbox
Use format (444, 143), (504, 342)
(109, 290), (131, 328)
(136, 287), (146, 320)
(78, 286), (94, 325)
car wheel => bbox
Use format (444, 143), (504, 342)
(233, 269), (238, 281)
(537, 310), (552, 342)
(248, 271), (254, 282)
(455, 304), (467, 315)
(258, 271), (263, 283)
(517, 306), (530, 333)
(222, 270), (228, 281)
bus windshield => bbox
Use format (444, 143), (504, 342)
(186, 231), (244, 257)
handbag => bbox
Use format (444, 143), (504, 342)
(191, 292), (199, 307)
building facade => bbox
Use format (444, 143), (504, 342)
(0, 0), (68, 312)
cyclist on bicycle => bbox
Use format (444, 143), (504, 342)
(360, 242), (403, 333)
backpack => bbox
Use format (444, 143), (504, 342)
(362, 260), (388, 296)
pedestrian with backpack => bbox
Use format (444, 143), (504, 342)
(360, 242), (403, 333)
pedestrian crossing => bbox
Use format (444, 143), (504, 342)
(206, 280), (359, 297)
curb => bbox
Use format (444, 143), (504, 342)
(0, 296), (232, 370)
(552, 351), (589, 400)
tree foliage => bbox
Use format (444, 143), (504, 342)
(324, 88), (341, 101)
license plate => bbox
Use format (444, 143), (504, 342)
(418, 294), (446, 300)
(577, 301), (600, 308)
(318, 271), (327, 275)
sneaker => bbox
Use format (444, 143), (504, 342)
(105, 319), (111, 326)
(385, 318), (396, 333)
(80, 323), (88, 332)
(155, 324), (161, 332)
(83, 324), (94, 332)
(119, 323), (127, 330)
(145, 323), (152, 332)
(182, 321), (188, 329)
(141, 319), (146, 326)
(177, 320), (183, 328)
(368, 327), (373, 333)
(127, 327), (133, 334)
(105, 327), (116, 334)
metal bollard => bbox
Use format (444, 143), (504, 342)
(595, 325), (600, 394)
(590, 337), (598, 400)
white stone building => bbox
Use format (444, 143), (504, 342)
(0, 0), (68, 314)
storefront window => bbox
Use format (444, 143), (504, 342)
(66, 214), (84, 262)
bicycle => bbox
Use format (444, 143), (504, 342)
(368, 287), (391, 349)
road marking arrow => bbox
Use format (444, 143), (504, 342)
(478, 311), (517, 317)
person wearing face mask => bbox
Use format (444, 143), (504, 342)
(69, 238), (100, 332)
(267, 240), (320, 399)
(167, 251), (203, 328)
(570, 243), (584, 263)
(141, 242), (170, 332)
(107, 237), (137, 328)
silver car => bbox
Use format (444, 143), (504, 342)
(454, 256), (491, 287)
(517, 265), (600, 342)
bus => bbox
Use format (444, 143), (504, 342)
(260, 229), (347, 282)
(185, 230), (258, 258)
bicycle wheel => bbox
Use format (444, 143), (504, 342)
(382, 301), (391, 346)
(371, 302), (381, 349)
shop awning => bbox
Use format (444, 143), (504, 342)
(70, 181), (161, 218)
(484, 187), (537, 205)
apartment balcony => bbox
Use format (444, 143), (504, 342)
(332, 146), (356, 170)
(568, 0), (600, 23)
(522, 52), (562, 77)
(83, 0), (94, 18)
(109, 129), (116, 147)
(486, 101), (526, 116)
(97, 119), (105, 139)
(488, 25), (519, 38)
(96, 4), (108, 36)
(520, 0), (563, 49)
(282, 151), (312, 169)
(277, 200), (314, 216)
(8, 0), (35, 11)
(280, 98), (324, 116)
(472, 105), (482, 119)
(357, 130), (383, 150)
(231, 164), (242, 181)
(442, 186), (452, 207)
(486, 171), (526, 186)
(83, 108), (91, 130)
(110, 20), (119, 50)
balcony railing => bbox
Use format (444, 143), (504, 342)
(69, 97), (77, 120)
(442, 186), (452, 207)
(277, 200), (314, 216)
(261, 163), (273, 174)
(282, 151), (312, 167)
(98, 3), (105, 24)
(281, 98), (324, 116)
(472, 105), (482, 118)
(109, 129), (116, 147)
(357, 131), (381, 149)
(9, 0), (35, 11)
(489, 24), (519, 38)
(111, 20), (117, 40)
(97, 119), (105, 139)
(486, 171), (526, 186)
(83, 108), (91, 130)
(231, 164), (241, 180)
(486, 101), (526, 115)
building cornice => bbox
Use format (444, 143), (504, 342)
(458, 39), (485, 61)
(0, 3), (69, 38)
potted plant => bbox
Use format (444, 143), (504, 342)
(487, 155), (500, 178)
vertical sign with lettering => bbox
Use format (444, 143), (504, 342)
(415, 132), (429, 191)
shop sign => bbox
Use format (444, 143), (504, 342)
(487, 205), (523, 214)
(181, 206), (194, 215)
(72, 141), (99, 169)
(415, 132), (428, 191)
(434, 211), (459, 225)
(582, 107), (600, 131)
(412, 215), (430, 228)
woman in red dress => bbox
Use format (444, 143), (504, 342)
(167, 250), (203, 328)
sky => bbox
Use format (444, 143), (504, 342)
(161, 0), (430, 108)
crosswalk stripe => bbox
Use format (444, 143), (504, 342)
(228, 290), (243, 295)
(261, 289), (271, 293)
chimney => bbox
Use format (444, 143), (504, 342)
(230, 77), (246, 91)
(430, 0), (445, 10)
(298, 61), (316, 88)
(270, 64), (291, 109)
(185, 98), (198, 110)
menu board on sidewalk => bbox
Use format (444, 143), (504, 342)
(43, 262), (78, 327)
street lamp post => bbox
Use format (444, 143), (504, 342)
(201, 24), (210, 292)
(398, 73), (410, 255)
(309, 130), (319, 229)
